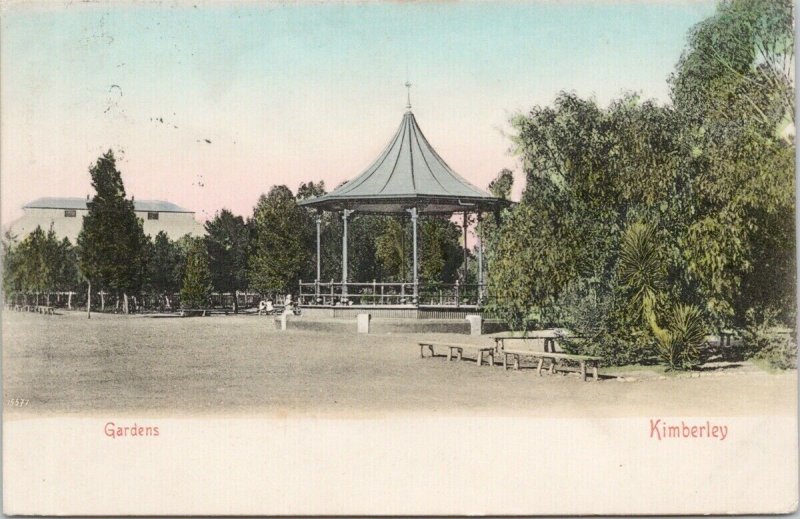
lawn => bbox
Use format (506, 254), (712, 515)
(2, 311), (796, 417)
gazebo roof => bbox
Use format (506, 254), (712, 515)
(298, 110), (504, 214)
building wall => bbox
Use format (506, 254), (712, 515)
(6, 208), (205, 243)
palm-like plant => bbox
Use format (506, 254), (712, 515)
(618, 222), (665, 316)
(620, 221), (705, 369)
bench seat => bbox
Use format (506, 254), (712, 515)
(502, 348), (602, 381)
(418, 341), (496, 366)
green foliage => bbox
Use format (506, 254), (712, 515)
(669, 0), (794, 130)
(296, 180), (326, 201)
(2, 226), (80, 297)
(77, 150), (149, 295)
(488, 169), (514, 200)
(146, 231), (184, 294)
(650, 304), (705, 371)
(375, 217), (410, 282)
(248, 186), (312, 294)
(419, 216), (462, 286)
(489, 0), (794, 369)
(180, 238), (212, 308)
(618, 222), (666, 318)
(557, 281), (655, 366)
(205, 209), (249, 309)
(740, 308), (797, 369)
(670, 0), (795, 328)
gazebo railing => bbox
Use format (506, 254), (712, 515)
(298, 280), (488, 307)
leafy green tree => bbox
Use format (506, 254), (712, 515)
(296, 180), (326, 201)
(488, 169), (514, 200)
(419, 216), (462, 286)
(248, 186), (312, 295)
(180, 238), (212, 308)
(145, 231), (184, 308)
(205, 209), (249, 312)
(670, 0), (795, 328)
(375, 216), (410, 282)
(13, 226), (51, 295)
(53, 237), (80, 292)
(77, 150), (149, 313)
(2, 233), (22, 297)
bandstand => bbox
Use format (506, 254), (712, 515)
(297, 93), (506, 319)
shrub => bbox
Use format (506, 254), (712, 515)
(560, 331), (655, 367)
(651, 304), (705, 370)
(741, 308), (797, 370)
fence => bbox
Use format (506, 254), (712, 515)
(297, 280), (491, 307)
(3, 291), (273, 313)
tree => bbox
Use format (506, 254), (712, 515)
(375, 216), (410, 282)
(146, 231), (184, 308)
(77, 150), (149, 313)
(205, 209), (249, 312)
(248, 186), (312, 295)
(419, 216), (462, 286)
(180, 238), (212, 309)
(670, 0), (794, 131)
(296, 180), (326, 201)
(488, 169), (514, 200)
(670, 0), (795, 327)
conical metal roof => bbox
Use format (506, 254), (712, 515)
(299, 110), (503, 214)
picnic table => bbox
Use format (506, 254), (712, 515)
(493, 335), (601, 382)
(418, 340), (496, 367)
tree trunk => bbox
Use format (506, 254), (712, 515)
(100, 292), (105, 312)
(67, 292), (72, 310)
(233, 290), (239, 314)
(123, 293), (129, 314)
(87, 282), (92, 319)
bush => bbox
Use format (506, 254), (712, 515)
(651, 304), (705, 370)
(741, 308), (797, 370)
(560, 331), (655, 366)
(557, 281), (655, 366)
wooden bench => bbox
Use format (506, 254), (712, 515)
(418, 341), (496, 366)
(35, 306), (55, 315)
(494, 335), (558, 353)
(502, 349), (601, 381)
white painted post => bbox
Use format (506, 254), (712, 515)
(357, 313), (371, 334)
(477, 212), (483, 303)
(315, 212), (322, 291)
(342, 209), (352, 299)
(407, 207), (419, 303)
(466, 315), (483, 336)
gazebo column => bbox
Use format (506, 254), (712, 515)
(477, 212), (484, 303)
(407, 207), (419, 303)
(462, 211), (469, 284)
(341, 209), (353, 299)
(315, 212), (322, 300)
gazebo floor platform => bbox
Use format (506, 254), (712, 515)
(276, 316), (509, 335)
(299, 304), (486, 320)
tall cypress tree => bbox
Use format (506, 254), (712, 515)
(77, 150), (148, 313)
(180, 238), (212, 309)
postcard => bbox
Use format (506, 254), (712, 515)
(2, 0), (797, 515)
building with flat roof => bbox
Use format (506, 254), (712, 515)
(6, 197), (205, 243)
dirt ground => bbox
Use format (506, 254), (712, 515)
(2, 311), (796, 418)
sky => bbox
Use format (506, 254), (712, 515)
(1, 0), (717, 227)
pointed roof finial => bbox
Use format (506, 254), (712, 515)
(405, 81), (412, 112)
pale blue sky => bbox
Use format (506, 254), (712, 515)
(2, 1), (716, 225)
